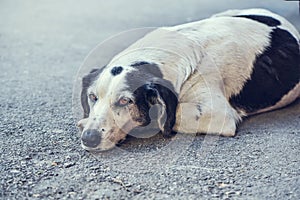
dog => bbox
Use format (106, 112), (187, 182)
(77, 8), (300, 151)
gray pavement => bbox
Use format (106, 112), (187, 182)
(0, 0), (299, 199)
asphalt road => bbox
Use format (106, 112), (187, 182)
(1, 0), (299, 199)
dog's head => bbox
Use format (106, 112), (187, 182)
(77, 62), (178, 151)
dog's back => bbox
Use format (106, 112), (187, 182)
(212, 8), (300, 115)
(164, 8), (300, 116)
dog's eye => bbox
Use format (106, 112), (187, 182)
(118, 97), (132, 106)
(89, 93), (98, 103)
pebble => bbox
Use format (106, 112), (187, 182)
(64, 162), (76, 168)
(53, 129), (64, 134)
(10, 169), (21, 173)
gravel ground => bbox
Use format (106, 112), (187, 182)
(1, 0), (299, 199)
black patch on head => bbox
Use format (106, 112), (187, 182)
(130, 61), (150, 67)
(234, 15), (281, 27)
(125, 63), (178, 136)
(130, 84), (154, 126)
(111, 66), (123, 76)
(229, 28), (300, 113)
(125, 62), (164, 91)
(152, 83), (178, 137)
(132, 82), (178, 137)
(81, 67), (104, 118)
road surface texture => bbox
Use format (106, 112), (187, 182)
(1, 0), (299, 199)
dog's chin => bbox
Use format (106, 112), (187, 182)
(81, 142), (116, 152)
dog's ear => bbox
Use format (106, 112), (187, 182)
(81, 68), (103, 118)
(145, 83), (178, 137)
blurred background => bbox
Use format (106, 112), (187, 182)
(0, 0), (298, 76)
(1, 0), (298, 76)
(1, 0), (298, 104)
(1, 0), (299, 53)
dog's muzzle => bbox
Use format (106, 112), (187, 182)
(81, 129), (101, 148)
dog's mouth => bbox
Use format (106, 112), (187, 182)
(80, 126), (129, 152)
(79, 115), (164, 152)
(81, 140), (116, 152)
(82, 147), (113, 153)
(80, 128), (160, 152)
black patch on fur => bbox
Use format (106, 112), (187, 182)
(196, 104), (202, 115)
(132, 83), (178, 137)
(130, 61), (150, 67)
(126, 63), (164, 91)
(125, 63), (178, 136)
(195, 104), (202, 121)
(152, 83), (178, 137)
(81, 67), (104, 118)
(229, 28), (300, 113)
(111, 66), (123, 76)
(234, 15), (281, 27)
(130, 62), (163, 79)
(130, 84), (154, 126)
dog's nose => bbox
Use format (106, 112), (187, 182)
(81, 129), (101, 148)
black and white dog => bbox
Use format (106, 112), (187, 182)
(77, 9), (300, 151)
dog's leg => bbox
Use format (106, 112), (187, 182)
(174, 97), (241, 136)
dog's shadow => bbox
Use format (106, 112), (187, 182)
(92, 99), (300, 155)
(122, 99), (300, 150)
(116, 128), (174, 153)
(238, 98), (300, 133)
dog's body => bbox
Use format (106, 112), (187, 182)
(78, 9), (300, 151)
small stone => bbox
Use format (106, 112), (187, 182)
(211, 194), (220, 198)
(32, 194), (40, 198)
(133, 189), (142, 194)
(53, 129), (64, 134)
(125, 183), (132, 187)
(10, 169), (21, 173)
(225, 191), (236, 195)
(24, 156), (32, 160)
(104, 167), (110, 171)
(64, 162), (75, 168)
(68, 192), (76, 196)
(217, 182), (229, 188)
